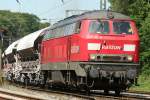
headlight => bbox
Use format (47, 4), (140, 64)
(90, 55), (96, 60)
(127, 55), (133, 61)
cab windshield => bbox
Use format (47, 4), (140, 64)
(113, 21), (133, 34)
(89, 20), (109, 34)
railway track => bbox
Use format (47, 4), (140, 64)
(92, 90), (150, 100)
(122, 92), (150, 100)
(18, 85), (150, 100)
(31, 88), (150, 100)
(12, 84), (116, 100)
(27, 87), (95, 100)
(3, 82), (150, 100)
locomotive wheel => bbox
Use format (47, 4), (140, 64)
(115, 89), (121, 96)
(24, 78), (29, 87)
(85, 87), (90, 95)
(104, 89), (109, 95)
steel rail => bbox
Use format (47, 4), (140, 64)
(21, 85), (145, 100)
(13, 83), (150, 100)
(29, 87), (95, 100)
(122, 91), (150, 100)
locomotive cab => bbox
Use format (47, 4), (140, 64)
(83, 19), (139, 63)
(73, 18), (139, 94)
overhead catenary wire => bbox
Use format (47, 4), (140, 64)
(38, 0), (74, 18)
(14, 0), (67, 21)
(16, 0), (21, 4)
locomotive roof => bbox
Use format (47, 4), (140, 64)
(51, 10), (130, 29)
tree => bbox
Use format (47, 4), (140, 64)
(109, 0), (134, 15)
(109, 0), (150, 75)
(109, 0), (150, 51)
(0, 10), (49, 48)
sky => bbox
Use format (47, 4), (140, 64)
(0, 0), (110, 23)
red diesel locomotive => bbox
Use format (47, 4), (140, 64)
(3, 10), (140, 95)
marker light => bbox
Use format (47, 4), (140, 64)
(90, 55), (96, 60)
(127, 55), (133, 61)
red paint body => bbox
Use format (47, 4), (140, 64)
(41, 19), (139, 64)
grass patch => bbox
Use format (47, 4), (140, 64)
(130, 75), (150, 92)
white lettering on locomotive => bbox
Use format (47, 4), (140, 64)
(88, 43), (121, 50)
(71, 46), (80, 53)
(123, 44), (135, 51)
(101, 45), (121, 50)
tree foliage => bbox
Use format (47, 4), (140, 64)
(0, 10), (49, 49)
(109, 0), (132, 15)
(109, 0), (150, 75)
